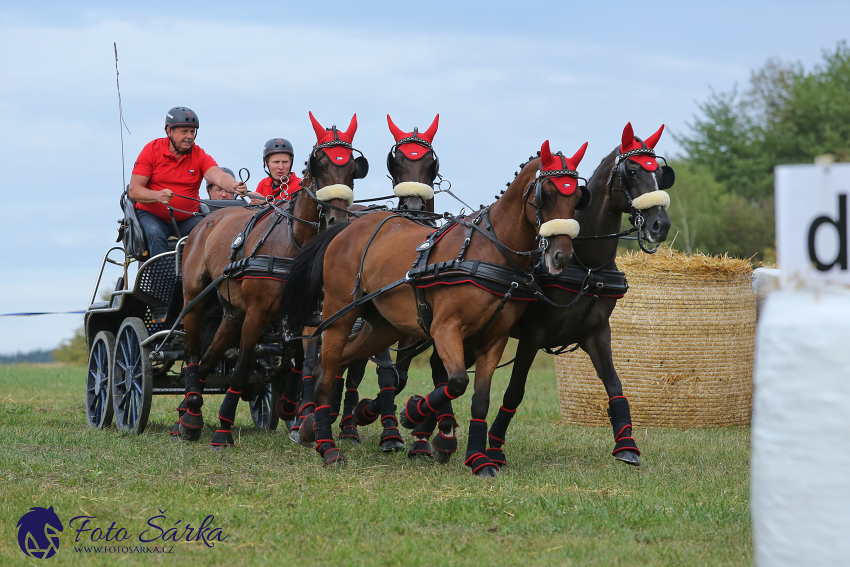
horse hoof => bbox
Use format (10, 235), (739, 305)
(408, 439), (434, 460)
(322, 448), (348, 468)
(398, 396), (424, 430)
(289, 429), (314, 448)
(380, 439), (405, 453)
(210, 444), (229, 452)
(168, 421), (181, 439)
(300, 413), (316, 442)
(434, 450), (453, 464)
(179, 423), (203, 442)
(475, 465), (499, 478)
(615, 450), (641, 466)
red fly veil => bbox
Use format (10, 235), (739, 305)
(540, 140), (588, 195)
(620, 122), (664, 171)
(309, 112), (358, 164)
(387, 114), (439, 159)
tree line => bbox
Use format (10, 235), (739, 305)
(659, 42), (850, 263)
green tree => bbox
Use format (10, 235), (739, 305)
(674, 42), (850, 261)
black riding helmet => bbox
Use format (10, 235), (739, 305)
(206, 167), (235, 188)
(165, 107), (199, 131)
(263, 138), (294, 161)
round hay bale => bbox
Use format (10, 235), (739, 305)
(555, 247), (755, 427)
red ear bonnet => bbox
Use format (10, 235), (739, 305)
(619, 122), (664, 171)
(540, 140), (588, 196)
(309, 111), (357, 165)
(387, 114), (439, 160)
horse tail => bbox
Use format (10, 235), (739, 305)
(281, 222), (350, 333)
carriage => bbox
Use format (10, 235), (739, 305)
(83, 193), (289, 435)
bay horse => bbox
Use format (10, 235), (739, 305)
(290, 114), (443, 453)
(174, 112), (367, 448)
(485, 122), (674, 468)
(281, 139), (590, 476)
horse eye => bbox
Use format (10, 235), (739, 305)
(628, 169), (638, 177)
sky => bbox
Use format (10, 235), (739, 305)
(1, 0), (849, 353)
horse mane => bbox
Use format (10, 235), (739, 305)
(588, 147), (617, 189)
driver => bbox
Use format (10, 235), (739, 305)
(129, 107), (247, 256)
(253, 138), (302, 203)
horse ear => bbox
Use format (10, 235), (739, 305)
(342, 114), (358, 140)
(567, 142), (588, 169)
(645, 124), (665, 149)
(621, 122), (635, 151)
(309, 112), (325, 140)
(422, 114), (439, 143)
(387, 114), (404, 142)
(540, 140), (554, 168)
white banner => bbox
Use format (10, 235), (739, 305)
(775, 163), (850, 285)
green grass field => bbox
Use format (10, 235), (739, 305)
(0, 362), (752, 566)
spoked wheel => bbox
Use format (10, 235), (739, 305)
(250, 384), (280, 431)
(112, 318), (153, 434)
(86, 331), (115, 429)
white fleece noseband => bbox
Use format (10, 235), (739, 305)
(539, 219), (580, 239)
(631, 190), (670, 210)
(315, 184), (354, 206)
(393, 182), (434, 201)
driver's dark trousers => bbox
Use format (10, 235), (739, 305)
(137, 209), (205, 257)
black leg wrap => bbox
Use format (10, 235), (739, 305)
(464, 419), (497, 476)
(608, 396), (641, 462)
(400, 385), (455, 429)
(330, 376), (344, 423)
(183, 363), (204, 409)
(210, 429), (234, 448)
(486, 406), (516, 468)
(275, 394), (297, 421)
(216, 388), (240, 428)
(408, 439), (434, 459)
(338, 414), (360, 444)
(169, 399), (188, 437)
(300, 412), (316, 442)
(432, 417), (458, 461)
(408, 413), (436, 459)
(354, 398), (380, 426)
(379, 415), (404, 452)
(313, 405), (346, 467)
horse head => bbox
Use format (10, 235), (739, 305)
(609, 122), (674, 245)
(525, 140), (589, 273)
(305, 112), (369, 229)
(386, 114), (440, 212)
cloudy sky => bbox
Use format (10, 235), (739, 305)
(1, 0), (848, 353)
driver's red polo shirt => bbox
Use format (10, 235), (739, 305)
(132, 138), (217, 222)
(255, 173), (302, 201)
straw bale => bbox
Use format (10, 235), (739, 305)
(555, 247), (755, 427)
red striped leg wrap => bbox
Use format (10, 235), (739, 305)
(608, 396), (641, 456)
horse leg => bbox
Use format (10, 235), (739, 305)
(399, 327), (469, 465)
(581, 324), (640, 466)
(486, 337), (539, 468)
(338, 358), (367, 444)
(407, 350), (457, 462)
(371, 349), (404, 453)
(274, 340), (304, 428)
(290, 337), (321, 446)
(311, 314), (402, 467)
(463, 337), (507, 477)
(177, 305), (238, 441)
(209, 314), (266, 450)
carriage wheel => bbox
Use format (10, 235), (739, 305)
(112, 318), (153, 434)
(250, 384), (280, 431)
(86, 331), (115, 429)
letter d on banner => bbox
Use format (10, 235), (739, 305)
(807, 194), (847, 271)
(776, 163), (850, 285)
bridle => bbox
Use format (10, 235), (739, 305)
(523, 153), (590, 252)
(606, 138), (675, 254)
(386, 127), (440, 186)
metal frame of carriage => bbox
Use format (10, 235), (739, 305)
(83, 195), (291, 435)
